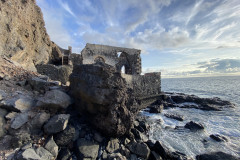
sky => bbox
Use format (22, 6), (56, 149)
(36, 0), (240, 78)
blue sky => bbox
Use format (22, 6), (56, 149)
(36, 0), (240, 78)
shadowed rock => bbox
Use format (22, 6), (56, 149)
(43, 114), (70, 134)
(36, 90), (72, 109)
(76, 138), (99, 160)
(70, 63), (139, 136)
(196, 152), (239, 160)
(210, 134), (228, 142)
(185, 121), (204, 131)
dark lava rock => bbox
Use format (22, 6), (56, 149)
(164, 113), (184, 121)
(127, 142), (150, 159)
(76, 138), (99, 160)
(146, 140), (155, 150)
(153, 141), (190, 160)
(153, 141), (171, 159)
(185, 121), (204, 131)
(70, 63), (139, 136)
(149, 151), (163, 160)
(210, 134), (228, 142)
(149, 104), (164, 113)
(196, 152), (239, 160)
(168, 93), (235, 111)
(131, 128), (148, 142)
(57, 148), (72, 160)
(138, 120), (149, 132)
(54, 125), (75, 146)
(43, 114), (70, 134)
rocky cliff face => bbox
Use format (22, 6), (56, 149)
(0, 0), (59, 71)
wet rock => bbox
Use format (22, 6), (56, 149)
(54, 125), (75, 146)
(57, 148), (72, 160)
(148, 104), (164, 113)
(76, 138), (99, 160)
(149, 151), (163, 160)
(196, 152), (239, 160)
(168, 93), (235, 111)
(127, 142), (150, 159)
(138, 120), (149, 132)
(0, 108), (7, 138)
(44, 114), (70, 134)
(185, 121), (204, 131)
(44, 136), (59, 158)
(153, 141), (170, 159)
(146, 140), (155, 150)
(35, 147), (54, 160)
(11, 112), (28, 129)
(18, 148), (41, 160)
(171, 151), (190, 160)
(70, 63), (137, 136)
(153, 141), (191, 160)
(106, 138), (120, 153)
(131, 128), (148, 142)
(164, 113), (184, 121)
(210, 134), (228, 142)
(36, 90), (72, 109)
(29, 112), (50, 134)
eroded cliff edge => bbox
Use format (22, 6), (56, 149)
(0, 0), (60, 71)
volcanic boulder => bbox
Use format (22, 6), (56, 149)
(69, 63), (138, 136)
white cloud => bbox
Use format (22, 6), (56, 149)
(58, 0), (77, 18)
(36, 0), (73, 49)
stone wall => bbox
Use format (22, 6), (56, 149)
(133, 72), (161, 97)
(121, 72), (161, 108)
(121, 73), (161, 97)
(81, 43), (142, 75)
(36, 64), (73, 84)
(70, 53), (82, 66)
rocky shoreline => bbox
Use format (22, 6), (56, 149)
(0, 57), (239, 160)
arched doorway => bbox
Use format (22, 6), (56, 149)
(94, 56), (105, 64)
(117, 52), (131, 74)
(121, 65), (125, 74)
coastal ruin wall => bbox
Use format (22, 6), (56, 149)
(36, 64), (72, 84)
(81, 43), (142, 75)
(70, 53), (82, 66)
(121, 72), (161, 107)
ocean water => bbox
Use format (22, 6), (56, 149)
(143, 76), (240, 159)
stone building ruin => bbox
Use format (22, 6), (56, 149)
(36, 43), (161, 106)
(81, 44), (142, 75)
(80, 44), (161, 107)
